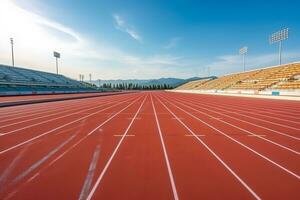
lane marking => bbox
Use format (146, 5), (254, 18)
(0, 93), (128, 119)
(248, 135), (266, 137)
(211, 117), (222, 120)
(0, 95), (131, 135)
(151, 95), (179, 200)
(185, 134), (205, 137)
(156, 95), (261, 200)
(86, 95), (147, 200)
(200, 102), (300, 131)
(26, 172), (39, 183)
(0, 144), (30, 192)
(0, 102), (76, 122)
(161, 95), (300, 180)
(175, 93), (300, 117)
(0, 97), (136, 155)
(11, 134), (76, 185)
(113, 134), (135, 137)
(78, 145), (101, 200)
(0, 103), (75, 124)
(4, 189), (18, 200)
(46, 95), (143, 168)
(211, 104), (300, 125)
(0, 102), (92, 129)
(0, 101), (114, 136)
(172, 96), (300, 154)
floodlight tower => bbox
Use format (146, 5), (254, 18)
(269, 28), (289, 65)
(10, 38), (15, 67)
(239, 46), (248, 72)
(89, 73), (92, 83)
(53, 51), (61, 74)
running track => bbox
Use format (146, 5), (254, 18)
(0, 93), (101, 103)
(0, 92), (129, 106)
(0, 92), (299, 200)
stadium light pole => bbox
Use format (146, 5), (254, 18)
(239, 46), (248, 72)
(98, 79), (101, 87)
(10, 38), (15, 67)
(89, 73), (92, 83)
(269, 28), (289, 65)
(53, 51), (61, 74)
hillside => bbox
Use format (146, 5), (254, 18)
(92, 77), (215, 87)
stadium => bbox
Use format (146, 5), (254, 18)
(0, 0), (299, 200)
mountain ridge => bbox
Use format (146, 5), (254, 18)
(92, 76), (216, 87)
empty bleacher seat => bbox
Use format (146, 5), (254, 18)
(0, 64), (96, 94)
(175, 62), (300, 91)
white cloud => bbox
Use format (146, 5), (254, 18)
(163, 37), (182, 49)
(1, 1), (300, 81)
(123, 54), (183, 66)
(113, 14), (142, 42)
(0, 1), (194, 79)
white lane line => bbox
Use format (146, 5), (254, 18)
(185, 134), (205, 137)
(0, 99), (91, 124)
(211, 117), (222, 120)
(54, 126), (79, 136)
(201, 102), (300, 131)
(209, 103), (300, 125)
(0, 102), (69, 120)
(0, 103), (79, 124)
(47, 95), (142, 168)
(0, 97), (135, 154)
(0, 100), (115, 136)
(156, 96), (261, 200)
(0, 96), (111, 122)
(171, 97), (300, 155)
(248, 135), (266, 137)
(113, 134), (135, 137)
(26, 172), (39, 183)
(151, 95), (179, 200)
(3, 189), (18, 200)
(78, 145), (101, 200)
(0, 95), (131, 134)
(0, 144), (30, 192)
(178, 94), (300, 117)
(162, 95), (300, 180)
(11, 134), (77, 185)
(174, 95), (300, 141)
(86, 95), (147, 200)
(0, 99), (114, 129)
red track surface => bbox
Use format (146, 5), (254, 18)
(0, 92), (299, 200)
(0, 92), (119, 104)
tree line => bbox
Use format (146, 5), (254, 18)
(101, 83), (174, 90)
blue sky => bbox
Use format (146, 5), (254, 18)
(0, 0), (300, 80)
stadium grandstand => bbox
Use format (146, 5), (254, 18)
(175, 78), (215, 90)
(0, 64), (98, 95)
(174, 62), (300, 96)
